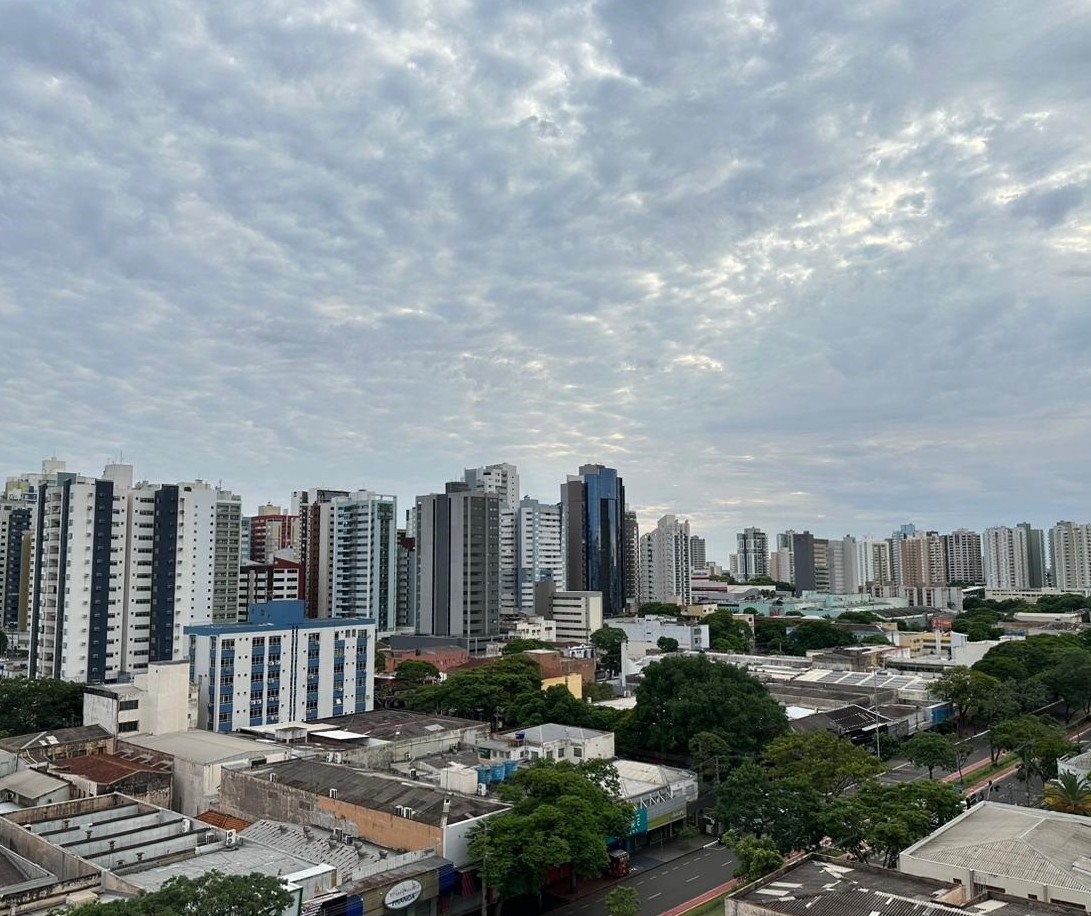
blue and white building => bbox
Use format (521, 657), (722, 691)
(187, 600), (375, 732)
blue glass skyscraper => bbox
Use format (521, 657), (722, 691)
(562, 464), (629, 616)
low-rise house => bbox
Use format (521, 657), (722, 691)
(0, 769), (70, 810)
(0, 726), (112, 765)
(613, 759), (698, 847)
(490, 724), (615, 763)
(50, 754), (172, 808)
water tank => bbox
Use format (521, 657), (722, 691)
(503, 760), (518, 777)
(477, 767), (491, 784)
(491, 764), (506, 781)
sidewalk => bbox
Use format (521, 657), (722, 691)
(547, 833), (713, 902)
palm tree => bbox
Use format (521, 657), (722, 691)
(1044, 772), (1091, 814)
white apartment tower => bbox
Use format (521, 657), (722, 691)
(638, 515), (692, 605)
(330, 490), (398, 634)
(1050, 521), (1091, 591)
(515, 498), (565, 612)
(983, 526), (1030, 589)
(464, 464), (519, 614)
(944, 529), (983, 585)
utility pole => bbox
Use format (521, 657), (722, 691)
(480, 818), (489, 916)
(872, 666), (882, 758)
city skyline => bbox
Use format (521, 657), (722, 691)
(2, 3), (1090, 560)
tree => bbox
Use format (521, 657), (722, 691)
(66, 871), (293, 916)
(1040, 648), (1091, 720)
(591, 626), (627, 675)
(689, 731), (733, 785)
(502, 638), (553, 654)
(656, 636), (679, 653)
(605, 886), (641, 916)
(785, 619), (854, 654)
(837, 610), (879, 624)
(621, 655), (788, 760)
(706, 610), (752, 653)
(764, 732), (886, 798)
(713, 763), (825, 854)
(469, 759), (634, 905)
(0, 678), (84, 738)
(992, 715), (1074, 804)
(929, 666), (999, 734)
(1045, 772), (1091, 814)
(0, 630), (7, 654)
(733, 835), (783, 883)
(902, 731), (958, 779)
(395, 659), (440, 681)
(823, 781), (962, 867)
(407, 654), (542, 726)
(638, 602), (682, 617)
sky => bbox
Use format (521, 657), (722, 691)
(2, 1), (1090, 562)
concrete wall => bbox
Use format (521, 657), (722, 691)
(218, 769), (442, 855)
(341, 724), (486, 771)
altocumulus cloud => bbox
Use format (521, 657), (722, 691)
(1, 0), (1090, 556)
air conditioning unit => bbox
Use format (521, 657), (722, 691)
(224, 830), (237, 847)
(329, 788), (338, 799)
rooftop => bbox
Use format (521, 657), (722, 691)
(611, 759), (697, 800)
(734, 855), (1079, 916)
(52, 753), (170, 785)
(0, 725), (111, 754)
(500, 724), (611, 745)
(121, 730), (274, 764)
(901, 801), (1091, 896)
(0, 768), (70, 800)
(308, 709), (484, 744)
(240, 819), (391, 883)
(243, 759), (508, 825)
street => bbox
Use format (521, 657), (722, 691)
(549, 842), (738, 916)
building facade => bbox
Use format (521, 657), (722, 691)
(736, 527), (769, 582)
(415, 483), (501, 638)
(186, 599), (376, 732)
(638, 515), (692, 605)
(562, 465), (629, 616)
(514, 498), (565, 612)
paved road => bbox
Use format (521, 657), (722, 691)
(549, 842), (738, 916)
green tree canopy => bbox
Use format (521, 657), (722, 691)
(638, 602), (683, 617)
(901, 731), (958, 779)
(929, 666), (999, 733)
(605, 886), (641, 916)
(763, 732), (886, 799)
(1045, 772), (1091, 814)
(991, 715), (1074, 803)
(713, 762), (825, 854)
(836, 610), (879, 624)
(733, 835), (784, 883)
(1039, 648), (1091, 720)
(621, 654), (788, 760)
(470, 759), (634, 901)
(395, 659), (440, 681)
(823, 781), (962, 867)
(66, 871), (293, 916)
(406, 654), (541, 726)
(0, 678), (84, 738)
(502, 638), (553, 655)
(591, 626), (627, 675)
(656, 636), (679, 653)
(706, 610), (752, 653)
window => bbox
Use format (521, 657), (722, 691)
(118, 721), (139, 733)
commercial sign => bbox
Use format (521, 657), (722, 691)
(384, 879), (423, 909)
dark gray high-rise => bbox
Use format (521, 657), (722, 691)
(562, 464), (629, 616)
(415, 483), (500, 638)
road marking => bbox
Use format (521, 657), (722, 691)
(703, 840), (720, 849)
(686, 875), (700, 882)
(648, 892), (662, 900)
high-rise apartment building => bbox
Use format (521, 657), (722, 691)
(827, 535), (860, 594)
(30, 471), (129, 682)
(736, 527), (769, 581)
(416, 483), (501, 638)
(0, 500), (31, 630)
(29, 463), (243, 683)
(623, 510), (639, 609)
(464, 464), (520, 614)
(562, 465), (628, 616)
(1017, 522), (1047, 588)
(943, 529), (983, 585)
(689, 536), (707, 571)
(238, 557), (303, 621)
(292, 487), (350, 618)
(1049, 521), (1091, 591)
(983, 526), (1030, 589)
(396, 526), (417, 630)
(249, 506), (298, 563)
(638, 515), (692, 605)
(514, 498), (565, 612)
(329, 490), (397, 634)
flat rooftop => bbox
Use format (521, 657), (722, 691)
(243, 759), (508, 825)
(735, 855), (1081, 915)
(0, 725), (111, 754)
(121, 730), (273, 764)
(309, 709), (484, 743)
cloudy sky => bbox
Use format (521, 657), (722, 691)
(2, 1), (1089, 561)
